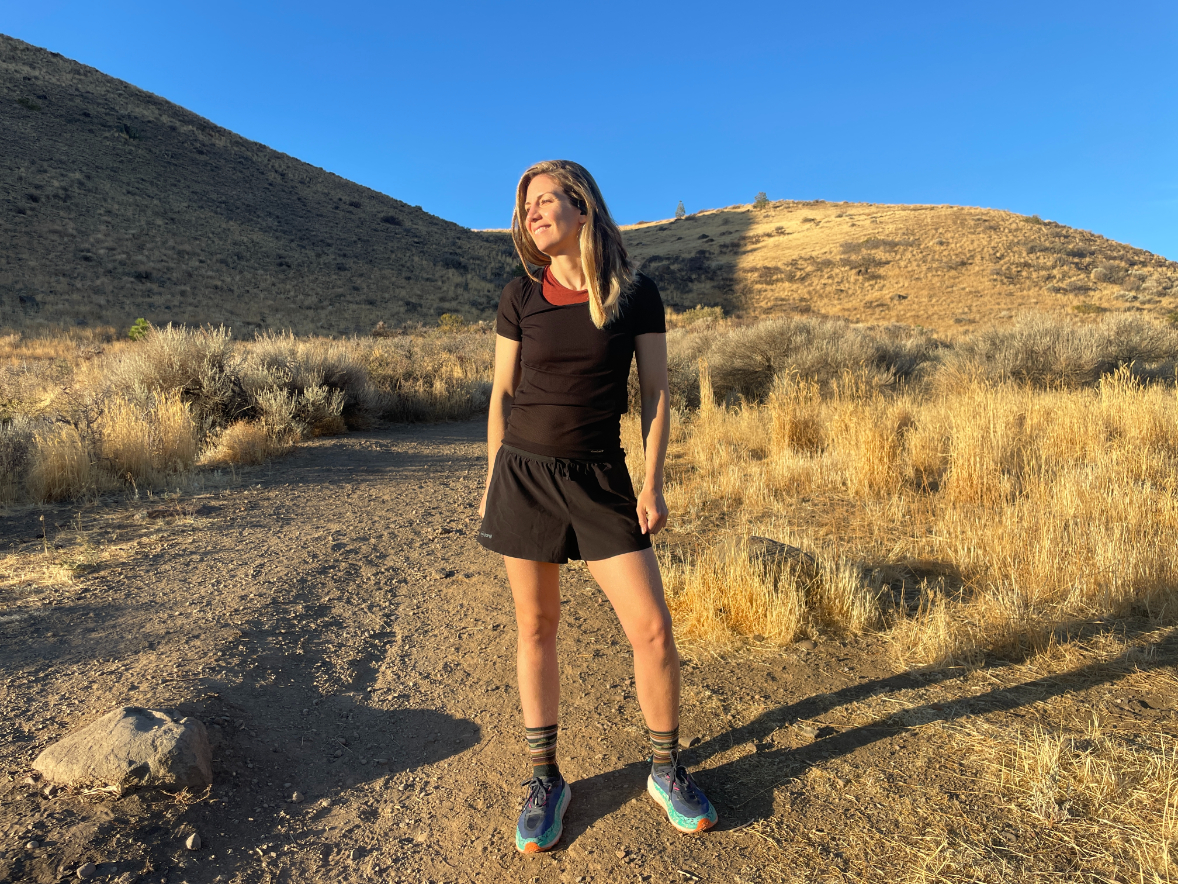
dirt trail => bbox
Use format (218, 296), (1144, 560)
(2, 421), (1176, 884)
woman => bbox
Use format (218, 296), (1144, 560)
(478, 160), (717, 854)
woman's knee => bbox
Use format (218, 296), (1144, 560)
(630, 612), (675, 657)
(516, 609), (560, 646)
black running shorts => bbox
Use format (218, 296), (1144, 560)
(477, 445), (653, 564)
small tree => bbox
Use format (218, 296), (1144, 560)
(675, 200), (686, 220)
(128, 317), (151, 341)
(754, 192), (769, 210)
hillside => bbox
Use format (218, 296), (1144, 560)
(0, 34), (515, 336)
(3, 33), (1176, 339)
(627, 202), (1178, 333)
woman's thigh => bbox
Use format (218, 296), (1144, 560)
(504, 556), (562, 638)
(586, 547), (673, 645)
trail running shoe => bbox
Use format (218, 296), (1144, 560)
(647, 757), (718, 833)
(515, 774), (571, 853)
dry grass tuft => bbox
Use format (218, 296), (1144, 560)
(27, 424), (96, 502)
(96, 392), (197, 484)
(202, 421), (279, 466)
(967, 721), (1177, 882)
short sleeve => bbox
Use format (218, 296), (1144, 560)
(627, 274), (666, 336)
(495, 279), (524, 341)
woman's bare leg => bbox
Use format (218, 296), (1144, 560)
(504, 556), (562, 727)
(587, 547), (679, 732)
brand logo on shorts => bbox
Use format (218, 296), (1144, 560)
(480, 532), (493, 539)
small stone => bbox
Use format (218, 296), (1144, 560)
(283, 782), (291, 788)
(185, 833), (201, 850)
(77, 863), (96, 879)
(796, 724), (820, 740)
(795, 639), (817, 651)
(348, 848), (361, 861)
(616, 850), (627, 859)
(752, 634), (766, 642)
(291, 791), (304, 803)
(431, 569), (453, 580)
(678, 735), (701, 749)
(25, 840), (39, 850)
(22, 775), (39, 786)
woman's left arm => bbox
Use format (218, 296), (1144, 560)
(633, 333), (671, 535)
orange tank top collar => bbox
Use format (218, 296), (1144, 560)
(541, 267), (590, 306)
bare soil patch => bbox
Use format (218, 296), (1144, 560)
(2, 421), (1175, 883)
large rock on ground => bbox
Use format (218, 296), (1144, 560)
(33, 707), (212, 788)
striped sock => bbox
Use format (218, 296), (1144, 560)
(649, 725), (679, 770)
(525, 724), (560, 779)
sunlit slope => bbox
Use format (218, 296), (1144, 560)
(624, 202), (1178, 333)
(0, 34), (514, 335)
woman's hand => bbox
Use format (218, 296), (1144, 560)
(636, 485), (668, 535)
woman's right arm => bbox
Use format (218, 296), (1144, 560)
(481, 334), (523, 517)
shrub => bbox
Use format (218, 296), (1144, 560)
(438, 313), (467, 332)
(1091, 263), (1126, 285)
(703, 316), (936, 402)
(753, 192), (769, 210)
(107, 324), (244, 437)
(17, 97), (41, 112)
(128, 317), (151, 341)
(204, 420), (274, 465)
(936, 313), (1178, 389)
(1072, 302), (1106, 314)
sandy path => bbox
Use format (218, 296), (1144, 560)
(3, 421), (1175, 884)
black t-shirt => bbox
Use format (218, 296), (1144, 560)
(496, 272), (666, 458)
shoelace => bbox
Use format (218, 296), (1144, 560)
(670, 766), (697, 798)
(521, 776), (554, 811)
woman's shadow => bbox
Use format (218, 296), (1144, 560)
(558, 619), (1176, 843)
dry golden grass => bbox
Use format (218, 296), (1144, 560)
(26, 424), (95, 502)
(631, 348), (1178, 666)
(954, 718), (1178, 883)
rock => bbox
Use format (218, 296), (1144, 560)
(349, 847), (361, 861)
(752, 634), (766, 642)
(746, 536), (817, 572)
(795, 639), (817, 651)
(796, 724), (820, 740)
(25, 840), (39, 850)
(292, 791), (305, 803)
(76, 862), (96, 879)
(678, 735), (701, 749)
(185, 833), (201, 850)
(616, 850), (627, 859)
(431, 569), (453, 579)
(33, 707), (213, 789)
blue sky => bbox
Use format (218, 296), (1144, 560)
(6, 1), (1177, 257)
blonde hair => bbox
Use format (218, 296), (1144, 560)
(512, 160), (633, 329)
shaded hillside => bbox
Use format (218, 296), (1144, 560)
(626, 202), (1178, 333)
(0, 35), (514, 335)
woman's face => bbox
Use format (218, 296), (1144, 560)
(524, 174), (586, 257)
